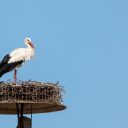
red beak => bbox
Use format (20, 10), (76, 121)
(29, 42), (35, 49)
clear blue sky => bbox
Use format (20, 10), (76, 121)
(0, 0), (128, 128)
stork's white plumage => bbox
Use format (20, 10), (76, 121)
(0, 38), (35, 83)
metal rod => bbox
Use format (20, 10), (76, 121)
(20, 103), (24, 128)
(16, 103), (20, 127)
(31, 104), (32, 128)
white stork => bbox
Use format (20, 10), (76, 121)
(0, 38), (35, 83)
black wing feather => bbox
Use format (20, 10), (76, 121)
(0, 54), (10, 68)
(0, 60), (23, 78)
(0, 54), (23, 78)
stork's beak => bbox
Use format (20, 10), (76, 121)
(29, 41), (35, 49)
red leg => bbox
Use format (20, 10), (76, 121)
(14, 69), (17, 84)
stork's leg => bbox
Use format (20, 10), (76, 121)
(14, 69), (17, 84)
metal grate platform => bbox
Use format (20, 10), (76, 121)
(0, 81), (66, 114)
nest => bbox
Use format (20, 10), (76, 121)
(0, 80), (66, 114)
(0, 80), (64, 104)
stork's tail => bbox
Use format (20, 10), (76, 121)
(0, 72), (3, 78)
(0, 62), (5, 78)
(0, 54), (11, 77)
(0, 64), (9, 78)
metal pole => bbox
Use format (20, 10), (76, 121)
(31, 104), (32, 128)
(20, 103), (24, 128)
(16, 103), (20, 127)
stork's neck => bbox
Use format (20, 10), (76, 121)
(26, 44), (35, 58)
(27, 45), (35, 53)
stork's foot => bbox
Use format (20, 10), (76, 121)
(12, 82), (16, 86)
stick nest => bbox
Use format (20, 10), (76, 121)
(0, 80), (64, 104)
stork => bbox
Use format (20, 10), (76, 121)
(0, 38), (35, 83)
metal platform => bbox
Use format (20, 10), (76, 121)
(0, 102), (66, 114)
(0, 81), (66, 114)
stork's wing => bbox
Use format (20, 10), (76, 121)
(8, 48), (31, 63)
(0, 60), (23, 78)
(9, 48), (26, 56)
(0, 54), (10, 68)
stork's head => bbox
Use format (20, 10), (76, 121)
(24, 38), (35, 49)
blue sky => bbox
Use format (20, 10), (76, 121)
(0, 0), (128, 128)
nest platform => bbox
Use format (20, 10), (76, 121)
(0, 81), (66, 114)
